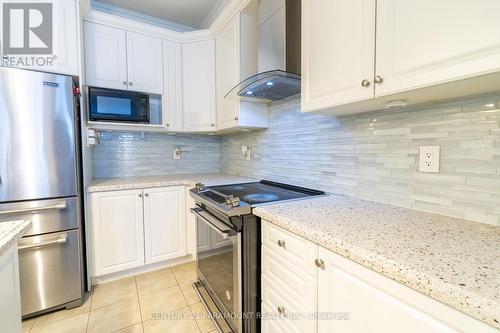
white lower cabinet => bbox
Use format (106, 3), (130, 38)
(143, 186), (186, 264)
(90, 186), (186, 277)
(261, 221), (497, 333)
(91, 189), (144, 276)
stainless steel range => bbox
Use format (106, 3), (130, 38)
(190, 181), (325, 333)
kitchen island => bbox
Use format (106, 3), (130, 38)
(0, 220), (31, 333)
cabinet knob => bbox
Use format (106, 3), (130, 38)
(234, 116), (239, 121)
(211, 123), (215, 127)
(277, 240), (285, 248)
(315, 258), (325, 268)
(361, 79), (371, 87)
(129, 82), (133, 86)
(277, 306), (286, 315)
(122, 81), (127, 86)
(166, 123), (170, 127)
(144, 193), (149, 197)
(138, 194), (143, 198)
(374, 75), (384, 84)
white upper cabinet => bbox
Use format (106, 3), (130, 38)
(303, 0), (500, 114)
(301, 0), (376, 112)
(47, 0), (79, 76)
(84, 22), (163, 94)
(163, 40), (183, 131)
(126, 32), (163, 94)
(85, 22), (128, 90)
(143, 186), (186, 264)
(375, 0), (500, 97)
(216, 1), (268, 131)
(182, 39), (217, 132)
(216, 16), (240, 130)
(1, 0), (79, 76)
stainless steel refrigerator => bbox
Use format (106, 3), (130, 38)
(0, 67), (84, 317)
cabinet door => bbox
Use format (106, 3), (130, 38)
(0, 0), (79, 76)
(143, 186), (187, 264)
(91, 190), (144, 276)
(126, 31), (163, 94)
(301, 0), (376, 112)
(216, 16), (240, 130)
(182, 40), (217, 132)
(376, 0), (500, 97)
(163, 40), (183, 131)
(317, 247), (458, 333)
(84, 22), (128, 90)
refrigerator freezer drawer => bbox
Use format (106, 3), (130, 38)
(18, 229), (83, 316)
(0, 197), (80, 236)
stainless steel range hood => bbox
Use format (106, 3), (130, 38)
(226, 0), (301, 103)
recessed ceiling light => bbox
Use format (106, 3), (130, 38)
(246, 91), (253, 95)
(266, 81), (274, 86)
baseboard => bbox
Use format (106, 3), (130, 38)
(91, 254), (195, 285)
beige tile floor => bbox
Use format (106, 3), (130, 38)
(22, 261), (217, 333)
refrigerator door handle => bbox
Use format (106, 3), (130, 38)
(18, 234), (68, 251)
(0, 202), (67, 215)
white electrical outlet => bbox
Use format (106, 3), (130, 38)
(419, 146), (440, 173)
(173, 147), (181, 160)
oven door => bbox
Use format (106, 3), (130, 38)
(191, 207), (241, 333)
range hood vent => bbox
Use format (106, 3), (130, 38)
(226, 0), (301, 104)
(225, 70), (300, 103)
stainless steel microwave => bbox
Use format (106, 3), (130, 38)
(88, 87), (150, 123)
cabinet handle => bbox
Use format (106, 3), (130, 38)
(361, 79), (371, 87)
(277, 240), (285, 248)
(315, 258), (325, 268)
(277, 306), (286, 315)
(211, 123), (215, 127)
(374, 75), (384, 84)
(129, 81), (133, 86)
(122, 81), (127, 86)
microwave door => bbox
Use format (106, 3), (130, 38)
(89, 88), (150, 123)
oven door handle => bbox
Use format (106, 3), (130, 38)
(190, 207), (235, 239)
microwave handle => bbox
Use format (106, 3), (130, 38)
(139, 98), (148, 118)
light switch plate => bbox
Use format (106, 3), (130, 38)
(419, 146), (440, 173)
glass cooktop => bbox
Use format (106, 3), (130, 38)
(206, 180), (325, 206)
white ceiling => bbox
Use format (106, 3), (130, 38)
(94, 0), (233, 30)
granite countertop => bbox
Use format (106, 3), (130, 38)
(0, 220), (32, 257)
(87, 173), (257, 192)
(254, 195), (500, 329)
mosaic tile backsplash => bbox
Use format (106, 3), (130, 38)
(91, 132), (221, 178)
(221, 96), (500, 226)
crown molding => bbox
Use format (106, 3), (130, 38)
(85, 0), (249, 43)
(91, 0), (196, 32)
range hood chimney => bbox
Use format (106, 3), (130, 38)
(226, 0), (301, 103)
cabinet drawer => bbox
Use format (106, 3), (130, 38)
(262, 221), (316, 276)
(261, 275), (316, 333)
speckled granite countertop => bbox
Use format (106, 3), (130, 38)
(87, 173), (257, 192)
(254, 195), (500, 328)
(0, 220), (31, 257)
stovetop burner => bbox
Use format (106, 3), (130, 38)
(242, 193), (280, 203)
